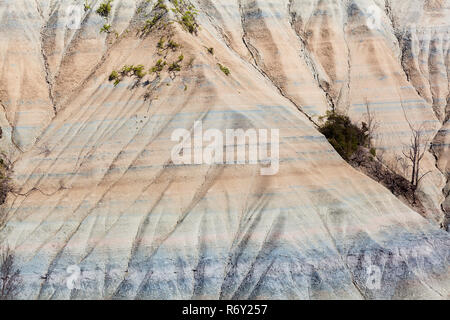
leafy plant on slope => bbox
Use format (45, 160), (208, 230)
(319, 111), (369, 161)
(96, 0), (113, 18)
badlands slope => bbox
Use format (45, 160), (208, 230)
(0, 0), (449, 299)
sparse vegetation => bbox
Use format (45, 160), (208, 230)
(108, 70), (121, 86)
(143, 15), (163, 32)
(109, 64), (147, 86)
(100, 24), (112, 33)
(140, 0), (169, 35)
(84, 0), (91, 11)
(218, 63), (230, 76)
(350, 148), (420, 209)
(168, 61), (181, 72)
(319, 111), (369, 161)
(170, 0), (199, 34)
(150, 59), (167, 73)
(139, 0), (199, 36)
(0, 138), (11, 209)
(0, 246), (22, 300)
(120, 65), (146, 78)
(132, 65), (146, 79)
(0, 133), (11, 227)
(207, 47), (214, 55)
(154, 0), (167, 11)
(157, 37), (165, 49)
(167, 39), (180, 50)
(96, 0), (113, 18)
(180, 10), (198, 33)
(109, 70), (119, 81)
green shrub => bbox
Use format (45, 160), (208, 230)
(84, 0), (91, 11)
(155, 0), (167, 10)
(109, 70), (119, 81)
(157, 37), (165, 49)
(150, 59), (166, 73)
(218, 63), (230, 76)
(111, 64), (147, 83)
(100, 24), (112, 33)
(132, 65), (146, 78)
(96, 0), (113, 17)
(167, 39), (180, 50)
(143, 14), (162, 32)
(180, 11), (198, 33)
(207, 47), (214, 55)
(121, 65), (134, 75)
(108, 70), (121, 86)
(168, 61), (181, 72)
(319, 111), (369, 161)
(141, 1), (168, 34)
(370, 147), (376, 157)
(170, 0), (199, 34)
(0, 246), (22, 299)
(0, 156), (11, 207)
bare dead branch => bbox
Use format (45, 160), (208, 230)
(0, 246), (22, 300)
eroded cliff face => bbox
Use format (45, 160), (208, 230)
(0, 0), (448, 299)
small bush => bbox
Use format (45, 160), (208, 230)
(349, 148), (419, 208)
(108, 70), (121, 86)
(96, 0), (113, 18)
(319, 111), (369, 161)
(109, 64), (146, 86)
(132, 65), (146, 79)
(121, 65), (134, 75)
(207, 47), (214, 55)
(218, 63), (230, 76)
(157, 37), (165, 49)
(100, 24), (111, 33)
(180, 11), (198, 33)
(168, 61), (181, 72)
(150, 59), (166, 73)
(141, 1), (168, 35)
(370, 147), (376, 157)
(109, 70), (119, 81)
(143, 14), (163, 32)
(154, 0), (167, 10)
(167, 39), (180, 50)
(0, 155), (11, 207)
